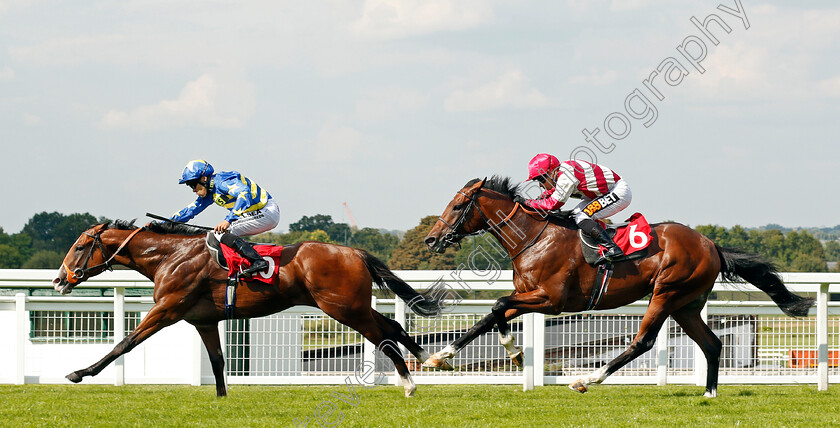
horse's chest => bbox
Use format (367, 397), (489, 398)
(512, 276), (540, 294)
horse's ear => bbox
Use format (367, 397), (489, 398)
(479, 177), (487, 189)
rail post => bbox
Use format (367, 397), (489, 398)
(394, 297), (407, 386)
(114, 286), (125, 386)
(219, 320), (228, 389)
(534, 313), (545, 387)
(522, 313), (534, 391)
(364, 296), (377, 384)
(657, 318), (668, 386)
(695, 304), (708, 386)
(817, 283), (828, 391)
(15, 293), (26, 385)
(191, 320), (203, 386)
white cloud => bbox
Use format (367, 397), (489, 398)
(352, 0), (494, 39)
(98, 71), (255, 131)
(0, 0), (33, 16)
(674, 5), (840, 102)
(817, 75), (840, 98)
(570, 69), (618, 86)
(609, 0), (667, 12)
(444, 70), (548, 112)
(310, 124), (365, 161)
(0, 66), (14, 80)
(355, 86), (429, 122)
(23, 113), (42, 126)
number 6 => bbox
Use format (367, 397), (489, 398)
(629, 225), (648, 249)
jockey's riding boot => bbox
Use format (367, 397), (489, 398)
(595, 229), (624, 263)
(220, 233), (268, 276)
(579, 218), (625, 264)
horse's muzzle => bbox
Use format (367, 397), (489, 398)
(53, 268), (74, 295)
(424, 236), (447, 254)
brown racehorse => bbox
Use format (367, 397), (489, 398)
(422, 176), (814, 397)
(52, 220), (444, 397)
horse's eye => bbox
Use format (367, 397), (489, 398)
(453, 204), (464, 211)
(75, 246), (85, 252)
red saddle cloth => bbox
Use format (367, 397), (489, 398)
(600, 213), (652, 256)
(220, 244), (284, 283)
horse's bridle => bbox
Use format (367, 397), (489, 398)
(63, 228), (143, 285)
(437, 188), (480, 249)
(437, 186), (549, 260)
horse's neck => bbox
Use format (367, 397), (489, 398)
(108, 230), (194, 279)
(481, 201), (556, 259)
(497, 209), (578, 266)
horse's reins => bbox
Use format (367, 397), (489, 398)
(63, 228), (143, 285)
(439, 187), (549, 260)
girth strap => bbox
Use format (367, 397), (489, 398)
(585, 263), (613, 311)
(225, 274), (239, 319)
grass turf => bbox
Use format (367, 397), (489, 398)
(1, 383), (838, 427)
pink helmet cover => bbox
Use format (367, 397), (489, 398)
(527, 153), (560, 180)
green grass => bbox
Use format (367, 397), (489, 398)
(1, 384), (838, 427)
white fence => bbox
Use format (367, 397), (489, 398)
(1, 269), (838, 391)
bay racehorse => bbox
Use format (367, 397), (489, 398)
(422, 176), (813, 397)
(53, 220), (444, 397)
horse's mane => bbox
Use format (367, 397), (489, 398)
(105, 219), (139, 230)
(97, 219), (207, 236)
(465, 175), (579, 229)
(465, 175), (519, 200)
(145, 221), (208, 236)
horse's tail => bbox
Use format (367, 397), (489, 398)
(358, 250), (443, 317)
(716, 244), (814, 317)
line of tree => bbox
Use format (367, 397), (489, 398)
(251, 214), (400, 263)
(1, 212), (104, 269)
(694, 225), (834, 272)
(1, 211), (838, 273)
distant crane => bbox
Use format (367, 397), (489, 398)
(342, 202), (359, 229)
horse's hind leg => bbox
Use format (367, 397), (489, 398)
(569, 295), (671, 393)
(671, 304), (722, 398)
(193, 323), (227, 397)
(370, 311), (453, 371)
(342, 312), (417, 398)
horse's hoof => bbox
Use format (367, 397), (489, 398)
(511, 351), (524, 368)
(404, 386), (416, 398)
(568, 381), (588, 393)
(66, 372), (83, 383)
(439, 359), (454, 371)
(422, 354), (452, 370)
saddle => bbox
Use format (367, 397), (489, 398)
(205, 232), (284, 276)
(579, 219), (649, 265)
(206, 232), (230, 269)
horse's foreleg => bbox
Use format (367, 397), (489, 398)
(492, 290), (553, 368)
(66, 302), (180, 383)
(671, 306), (722, 398)
(194, 323), (227, 397)
(422, 312), (497, 369)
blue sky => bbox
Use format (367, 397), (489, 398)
(1, 0), (838, 233)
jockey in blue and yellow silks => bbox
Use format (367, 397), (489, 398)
(172, 159), (280, 276)
(172, 171), (271, 227)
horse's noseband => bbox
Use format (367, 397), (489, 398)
(64, 232), (112, 284)
(438, 190), (480, 248)
(64, 228), (143, 284)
